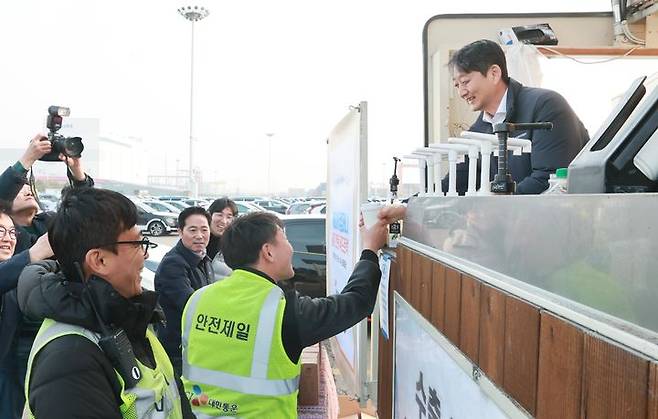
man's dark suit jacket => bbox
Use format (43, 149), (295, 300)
(154, 239), (213, 374)
(443, 77), (589, 194)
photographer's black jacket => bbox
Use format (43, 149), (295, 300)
(0, 164), (94, 366)
(0, 163), (94, 251)
(17, 261), (194, 419)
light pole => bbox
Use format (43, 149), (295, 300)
(265, 132), (274, 195)
(178, 5), (209, 198)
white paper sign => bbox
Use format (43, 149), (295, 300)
(378, 253), (392, 339)
(326, 103), (367, 371)
(395, 296), (514, 419)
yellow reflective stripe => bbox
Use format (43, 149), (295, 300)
(30, 322), (179, 419)
(182, 282), (299, 397)
(25, 321), (102, 417)
(250, 286), (283, 378)
(182, 286), (208, 351)
(183, 363), (300, 396)
(132, 387), (166, 418)
(32, 321), (101, 349)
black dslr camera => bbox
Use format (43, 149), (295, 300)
(39, 106), (84, 162)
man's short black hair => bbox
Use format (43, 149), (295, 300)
(448, 39), (509, 83)
(221, 212), (283, 269)
(0, 200), (11, 215)
(49, 188), (137, 280)
(178, 206), (211, 229)
(208, 197), (238, 217)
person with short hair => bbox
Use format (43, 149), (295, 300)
(0, 134), (93, 419)
(155, 206), (214, 376)
(17, 187), (192, 418)
(180, 211), (389, 418)
(206, 197), (238, 281)
(445, 39), (589, 194)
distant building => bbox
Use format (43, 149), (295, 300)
(0, 118), (179, 195)
(0, 118), (101, 179)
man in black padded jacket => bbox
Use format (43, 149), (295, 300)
(18, 188), (193, 418)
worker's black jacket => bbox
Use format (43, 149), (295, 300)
(17, 261), (195, 418)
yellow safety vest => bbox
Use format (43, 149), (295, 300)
(181, 269), (301, 418)
(25, 318), (183, 419)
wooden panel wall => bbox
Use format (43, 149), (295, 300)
(430, 262), (446, 333)
(503, 296), (540, 416)
(377, 245), (658, 419)
(536, 313), (584, 419)
(444, 268), (462, 344)
(583, 336), (649, 418)
(648, 363), (658, 419)
(479, 286), (507, 386)
(459, 274), (481, 363)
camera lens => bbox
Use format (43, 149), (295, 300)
(63, 137), (84, 157)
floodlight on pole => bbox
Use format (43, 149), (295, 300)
(178, 5), (210, 198)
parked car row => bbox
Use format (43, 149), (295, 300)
(131, 198), (179, 236)
(158, 196), (211, 209)
(280, 214), (327, 298)
(142, 214), (328, 299)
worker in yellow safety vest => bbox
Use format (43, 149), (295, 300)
(181, 211), (390, 418)
(18, 188), (194, 418)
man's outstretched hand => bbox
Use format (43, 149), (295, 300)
(361, 220), (388, 253)
(377, 205), (406, 224)
(59, 154), (86, 181)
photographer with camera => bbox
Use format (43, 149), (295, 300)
(0, 133), (87, 210)
(0, 113), (93, 418)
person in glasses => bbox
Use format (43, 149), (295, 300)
(17, 188), (193, 418)
(0, 198), (53, 417)
(0, 134), (94, 419)
(155, 206), (214, 376)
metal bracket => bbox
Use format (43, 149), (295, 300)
(472, 366), (482, 383)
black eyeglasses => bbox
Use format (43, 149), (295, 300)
(99, 237), (158, 256)
(0, 226), (17, 240)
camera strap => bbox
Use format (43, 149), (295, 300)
(27, 168), (42, 206)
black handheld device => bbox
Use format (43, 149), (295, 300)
(74, 262), (141, 389)
(98, 330), (142, 388)
(389, 157), (401, 236)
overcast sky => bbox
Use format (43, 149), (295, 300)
(0, 0), (611, 194)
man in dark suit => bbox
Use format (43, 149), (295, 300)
(154, 206), (214, 376)
(445, 39), (589, 194)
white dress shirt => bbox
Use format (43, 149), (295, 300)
(482, 89), (508, 127)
